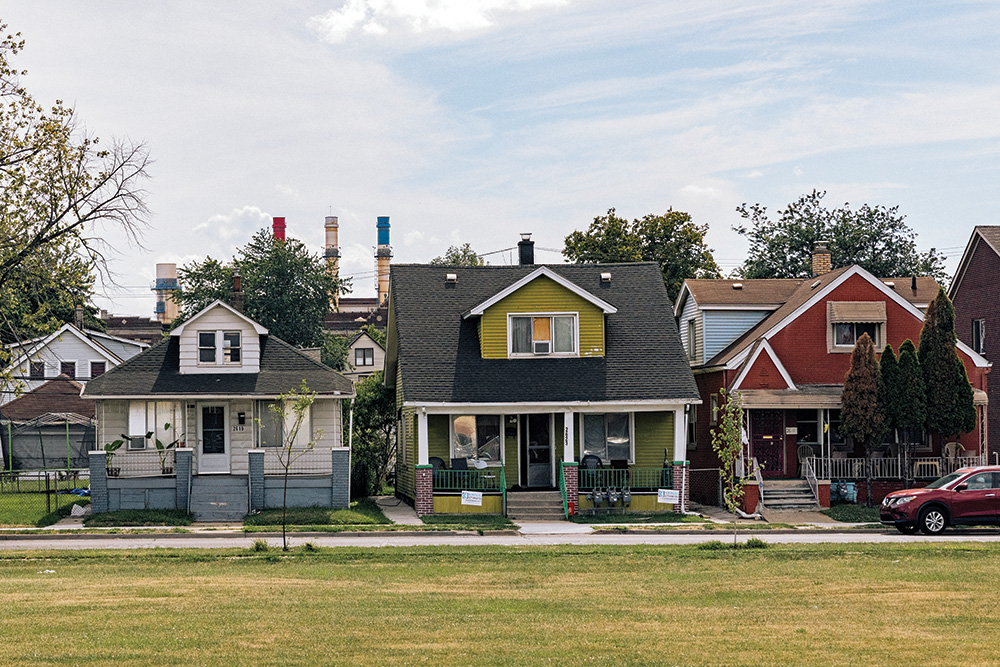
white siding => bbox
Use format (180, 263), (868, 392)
(311, 399), (343, 448)
(177, 305), (261, 375)
(97, 400), (129, 448)
(1, 329), (121, 405)
(702, 310), (771, 361)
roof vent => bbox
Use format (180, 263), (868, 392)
(884, 281), (895, 289)
(445, 273), (458, 284)
(600, 272), (612, 283)
(731, 282), (743, 290)
(810, 279), (821, 289)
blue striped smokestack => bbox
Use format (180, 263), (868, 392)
(377, 216), (390, 246)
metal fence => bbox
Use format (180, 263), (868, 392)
(432, 468), (506, 492)
(579, 467), (673, 491)
(0, 470), (90, 527)
(808, 455), (986, 481)
(106, 450), (176, 478)
(689, 467), (722, 507)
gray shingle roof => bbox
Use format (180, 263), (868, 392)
(82, 335), (353, 398)
(388, 263), (699, 404)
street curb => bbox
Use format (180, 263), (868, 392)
(0, 529), (522, 541)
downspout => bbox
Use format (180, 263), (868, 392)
(348, 397), (355, 450)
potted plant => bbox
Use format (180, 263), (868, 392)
(103, 438), (123, 477)
(154, 423), (184, 475)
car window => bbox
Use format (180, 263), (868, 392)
(966, 473), (992, 491)
(926, 472), (964, 489)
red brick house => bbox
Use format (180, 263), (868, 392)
(949, 226), (1000, 461)
(676, 251), (990, 508)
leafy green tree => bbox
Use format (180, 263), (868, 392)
(175, 229), (350, 348)
(0, 25), (147, 350)
(711, 387), (747, 545)
(320, 332), (350, 372)
(841, 333), (885, 505)
(349, 371), (396, 497)
(564, 208), (721, 301)
(430, 243), (485, 266)
(735, 190), (946, 280)
(918, 287), (976, 442)
(360, 323), (386, 348)
(896, 339), (927, 486)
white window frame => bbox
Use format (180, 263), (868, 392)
(449, 414), (504, 467)
(256, 399), (313, 448)
(577, 412), (635, 465)
(60, 360), (77, 379)
(507, 312), (579, 358)
(687, 319), (697, 361)
(355, 347), (375, 367)
(830, 321), (882, 351)
(709, 394), (719, 426)
(198, 330), (244, 367)
(127, 401), (180, 450)
(89, 360), (107, 378)
(223, 331), (241, 364)
(198, 331), (217, 364)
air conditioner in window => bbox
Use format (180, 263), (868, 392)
(533, 341), (550, 354)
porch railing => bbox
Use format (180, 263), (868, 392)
(558, 464), (568, 518)
(807, 455), (986, 481)
(579, 467), (673, 491)
(803, 456), (818, 501)
(432, 467), (507, 492)
(107, 450), (175, 478)
(262, 448), (332, 475)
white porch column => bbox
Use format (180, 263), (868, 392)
(417, 410), (429, 466)
(563, 411), (575, 463)
(673, 407), (687, 462)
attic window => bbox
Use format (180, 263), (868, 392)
(509, 314), (577, 356)
(731, 282), (743, 290)
(600, 272), (612, 283)
(445, 273), (458, 284)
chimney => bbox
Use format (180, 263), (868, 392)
(74, 304), (84, 329)
(811, 240), (832, 276)
(376, 216), (392, 306)
(230, 268), (244, 313)
(518, 233), (534, 266)
(272, 216), (286, 241)
(324, 216), (341, 309)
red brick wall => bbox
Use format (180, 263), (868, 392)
(415, 467), (433, 516)
(738, 348), (790, 390)
(951, 237), (1000, 460)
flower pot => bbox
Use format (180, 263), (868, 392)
(107, 467), (121, 478)
(161, 466), (174, 475)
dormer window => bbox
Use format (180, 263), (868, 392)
(509, 314), (577, 356)
(199, 331), (242, 365)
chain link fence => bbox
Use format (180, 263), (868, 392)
(0, 471), (90, 527)
(689, 467), (722, 508)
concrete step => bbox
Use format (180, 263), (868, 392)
(190, 475), (249, 521)
(506, 491), (566, 521)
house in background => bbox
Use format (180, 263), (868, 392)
(0, 379), (96, 471)
(2, 310), (148, 407)
(83, 299), (355, 521)
(677, 246), (990, 509)
(343, 330), (385, 383)
(949, 226), (1000, 462)
(386, 235), (700, 518)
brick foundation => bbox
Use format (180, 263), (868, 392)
(672, 461), (690, 512)
(415, 465), (433, 516)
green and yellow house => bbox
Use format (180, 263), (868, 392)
(384, 237), (701, 517)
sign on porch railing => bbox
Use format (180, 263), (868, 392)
(461, 490), (483, 506)
(657, 489), (680, 504)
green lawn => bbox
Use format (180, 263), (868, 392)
(419, 514), (516, 530)
(243, 498), (391, 530)
(1, 543), (1000, 666)
(83, 509), (194, 527)
(0, 490), (90, 527)
(570, 511), (708, 524)
(822, 502), (881, 523)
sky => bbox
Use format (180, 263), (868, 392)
(5, 1), (1000, 317)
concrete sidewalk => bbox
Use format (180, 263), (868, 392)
(374, 495), (423, 525)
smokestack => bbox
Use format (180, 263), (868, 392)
(153, 263), (180, 324)
(811, 240), (831, 276)
(272, 216), (286, 241)
(518, 233), (534, 266)
(376, 216), (392, 306)
(325, 216), (341, 309)
(230, 268), (244, 313)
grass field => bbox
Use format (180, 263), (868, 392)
(2, 543), (1000, 666)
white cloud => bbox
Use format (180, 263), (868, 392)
(308, 0), (567, 43)
(193, 206), (272, 249)
(404, 230), (425, 245)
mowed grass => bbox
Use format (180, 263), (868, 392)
(0, 491), (89, 527)
(2, 543), (1000, 666)
(243, 498), (391, 530)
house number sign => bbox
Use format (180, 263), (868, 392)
(232, 425), (246, 433)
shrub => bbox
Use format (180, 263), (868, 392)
(251, 538), (270, 552)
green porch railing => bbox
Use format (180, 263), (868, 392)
(432, 468), (506, 492)
(579, 467), (673, 491)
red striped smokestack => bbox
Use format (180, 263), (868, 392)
(272, 216), (286, 241)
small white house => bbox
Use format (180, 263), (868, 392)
(343, 330), (386, 383)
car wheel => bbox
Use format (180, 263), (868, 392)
(896, 524), (919, 535)
(919, 507), (947, 535)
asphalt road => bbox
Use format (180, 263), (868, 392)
(3, 529), (1000, 550)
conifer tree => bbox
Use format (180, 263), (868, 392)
(918, 288), (975, 441)
(841, 333), (884, 505)
(896, 339), (927, 485)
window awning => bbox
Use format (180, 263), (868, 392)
(828, 301), (886, 323)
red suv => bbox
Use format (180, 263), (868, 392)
(880, 466), (1000, 535)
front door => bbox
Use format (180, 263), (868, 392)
(751, 409), (785, 478)
(521, 414), (552, 488)
(199, 404), (230, 474)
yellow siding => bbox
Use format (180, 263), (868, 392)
(480, 276), (606, 359)
(428, 415), (450, 461)
(433, 495), (503, 514)
(634, 411), (674, 468)
(397, 409), (417, 500)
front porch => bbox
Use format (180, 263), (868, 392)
(89, 447), (351, 520)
